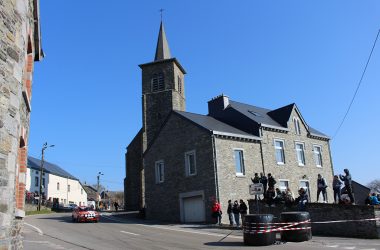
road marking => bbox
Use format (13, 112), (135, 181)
(120, 231), (140, 236)
(24, 222), (43, 235)
(343, 247), (356, 250)
(326, 246), (339, 248)
(102, 215), (242, 239)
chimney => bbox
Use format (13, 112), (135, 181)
(208, 94), (229, 117)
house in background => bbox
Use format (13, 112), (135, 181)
(83, 184), (99, 202)
(27, 156), (87, 206)
(125, 22), (334, 224)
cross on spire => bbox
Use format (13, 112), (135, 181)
(159, 8), (165, 21)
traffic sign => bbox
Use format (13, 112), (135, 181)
(249, 183), (264, 195)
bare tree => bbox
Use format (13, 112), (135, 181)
(367, 179), (380, 193)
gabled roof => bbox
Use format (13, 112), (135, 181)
(267, 103), (295, 127)
(28, 156), (78, 181)
(175, 111), (261, 141)
(228, 100), (328, 139)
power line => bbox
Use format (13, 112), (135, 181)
(332, 29), (380, 139)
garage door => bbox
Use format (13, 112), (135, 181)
(183, 196), (205, 223)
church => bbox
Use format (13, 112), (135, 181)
(124, 21), (334, 223)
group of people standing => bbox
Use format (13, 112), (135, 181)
(211, 199), (248, 227)
(226, 199), (248, 227)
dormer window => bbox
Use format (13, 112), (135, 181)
(293, 117), (301, 135)
(152, 73), (165, 92)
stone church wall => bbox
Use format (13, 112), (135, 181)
(144, 113), (215, 222)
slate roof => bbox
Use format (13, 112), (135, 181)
(154, 21), (171, 61)
(28, 156), (78, 181)
(229, 100), (329, 139)
(175, 111), (261, 140)
(229, 100), (285, 130)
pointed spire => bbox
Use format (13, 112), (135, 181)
(154, 21), (172, 61)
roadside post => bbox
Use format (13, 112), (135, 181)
(249, 183), (264, 214)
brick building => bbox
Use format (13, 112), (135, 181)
(0, 0), (43, 248)
(124, 22), (334, 223)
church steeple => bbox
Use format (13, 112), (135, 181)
(154, 22), (171, 61)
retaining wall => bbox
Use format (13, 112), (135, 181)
(248, 200), (379, 239)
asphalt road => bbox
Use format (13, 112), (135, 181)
(23, 212), (380, 250)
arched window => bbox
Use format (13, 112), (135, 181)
(293, 117), (301, 135)
(152, 73), (165, 92)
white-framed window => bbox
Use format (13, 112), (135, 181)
(68, 184), (71, 192)
(234, 149), (245, 176)
(185, 150), (196, 176)
(57, 182), (60, 191)
(293, 117), (301, 135)
(295, 142), (306, 166)
(178, 76), (182, 94)
(274, 139), (285, 164)
(155, 160), (165, 183)
(279, 179), (289, 192)
(152, 73), (165, 92)
(313, 145), (323, 167)
(35, 176), (39, 187)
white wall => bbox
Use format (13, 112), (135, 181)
(26, 168), (88, 206)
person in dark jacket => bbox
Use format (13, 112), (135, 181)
(295, 188), (309, 211)
(332, 175), (342, 203)
(339, 169), (355, 204)
(232, 200), (240, 227)
(260, 173), (268, 196)
(268, 173), (276, 189)
(317, 174), (328, 203)
(227, 200), (233, 226)
(239, 199), (248, 226)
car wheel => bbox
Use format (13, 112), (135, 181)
(95, 219), (98, 223)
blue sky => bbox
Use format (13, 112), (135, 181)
(30, 1), (380, 191)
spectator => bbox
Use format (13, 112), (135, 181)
(339, 169), (355, 204)
(274, 188), (284, 204)
(332, 175), (342, 204)
(239, 199), (248, 226)
(364, 193), (371, 205)
(251, 173), (260, 183)
(317, 174), (328, 203)
(265, 187), (276, 207)
(370, 193), (380, 205)
(211, 200), (222, 225)
(232, 200), (240, 227)
(295, 188), (308, 211)
(268, 173), (276, 189)
(260, 173), (268, 197)
(284, 188), (295, 208)
(227, 200), (233, 226)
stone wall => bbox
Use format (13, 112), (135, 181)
(248, 200), (379, 239)
(260, 108), (334, 203)
(0, 0), (41, 248)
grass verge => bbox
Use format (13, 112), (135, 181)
(26, 209), (53, 216)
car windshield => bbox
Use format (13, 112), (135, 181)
(78, 207), (95, 211)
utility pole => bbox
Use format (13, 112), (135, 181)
(97, 172), (103, 209)
(38, 142), (54, 211)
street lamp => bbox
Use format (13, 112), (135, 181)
(97, 172), (104, 209)
(38, 142), (54, 211)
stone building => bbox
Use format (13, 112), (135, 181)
(124, 22), (334, 223)
(0, 0), (43, 248)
